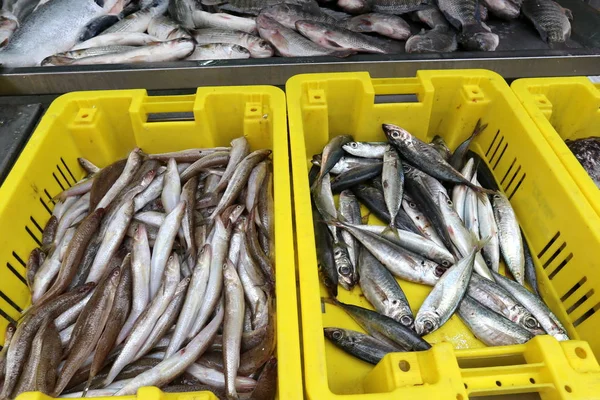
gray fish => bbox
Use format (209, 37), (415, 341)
(41, 46), (139, 66)
(415, 244), (478, 335)
(405, 27), (458, 53)
(492, 271), (569, 341)
(0, 10), (18, 47)
(383, 124), (487, 192)
(333, 240), (356, 290)
(477, 179), (500, 272)
(359, 247), (414, 327)
(492, 192), (524, 284)
(169, 0), (200, 29)
(192, 10), (257, 33)
(257, 15), (352, 57)
(324, 327), (398, 365)
(338, 190), (361, 269)
(467, 273), (544, 335)
(382, 145), (404, 231)
(313, 155), (381, 175)
(314, 135), (354, 186)
(0, 0), (120, 67)
(72, 32), (160, 50)
(187, 43), (251, 60)
(458, 296), (534, 346)
(327, 299), (431, 351)
(522, 0), (571, 43)
(148, 15), (191, 40)
(413, 5), (450, 28)
(78, 14), (121, 42)
(482, 0), (520, 19)
(342, 142), (387, 158)
(259, 3), (338, 29)
(436, 0), (499, 51)
(369, 0), (430, 14)
(429, 135), (452, 160)
(451, 159), (475, 222)
(193, 29), (274, 58)
(403, 163), (448, 207)
(314, 208), (338, 297)
(522, 231), (540, 296)
(101, 7), (156, 35)
(296, 20), (402, 54)
(210, 0), (320, 15)
(330, 163), (383, 193)
(344, 13), (411, 40)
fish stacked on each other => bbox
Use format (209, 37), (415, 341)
(310, 122), (569, 365)
(1, 138), (277, 400)
(0, 0), (574, 67)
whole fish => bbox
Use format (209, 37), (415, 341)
(334, 220), (442, 285)
(464, 173), (480, 239)
(477, 182), (500, 272)
(0, 322), (16, 380)
(492, 192), (524, 284)
(330, 163), (383, 193)
(522, 0), (571, 43)
(522, 231), (540, 296)
(314, 208), (338, 296)
(344, 13), (411, 40)
(186, 363), (257, 393)
(148, 15), (191, 40)
(257, 15), (352, 57)
(101, 7), (156, 34)
(414, 5), (450, 27)
(327, 299), (430, 351)
(415, 244), (479, 335)
(193, 28), (273, 58)
(42, 46), (139, 66)
(384, 124), (487, 192)
(208, 0), (320, 15)
(26, 248), (44, 290)
(359, 247), (414, 326)
(324, 327), (398, 365)
(72, 32), (160, 50)
(187, 43), (250, 60)
(343, 142), (387, 158)
(0, 0), (120, 67)
(53, 267), (121, 396)
(259, 3), (338, 29)
(458, 296), (534, 346)
(223, 261), (245, 400)
(66, 39), (196, 65)
(192, 10), (257, 33)
(296, 20), (402, 54)
(492, 271), (569, 341)
(436, 0), (499, 51)
(381, 145), (404, 230)
(78, 14), (122, 42)
(467, 273), (544, 335)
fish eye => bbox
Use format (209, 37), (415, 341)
(493, 194), (501, 199)
(391, 299), (398, 305)
(351, 142), (358, 148)
(334, 250), (342, 256)
(420, 260), (426, 266)
(400, 315), (413, 326)
(423, 320), (435, 332)
(446, 199), (453, 206)
(441, 260), (451, 267)
(332, 330), (343, 340)
(524, 316), (538, 329)
(340, 266), (351, 275)
(485, 259), (492, 267)
(434, 266), (446, 277)
(409, 202), (416, 208)
(392, 131), (400, 138)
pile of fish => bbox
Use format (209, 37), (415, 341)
(1, 138), (277, 400)
(0, 0), (574, 67)
(310, 122), (570, 365)
(565, 136), (600, 189)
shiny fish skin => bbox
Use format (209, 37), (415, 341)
(186, 363), (257, 393)
(492, 192), (524, 284)
(258, 14), (351, 57)
(148, 15), (191, 41)
(162, 158), (181, 214)
(402, 193), (445, 249)
(223, 262), (245, 400)
(187, 43), (250, 60)
(101, 7), (156, 35)
(522, 0), (571, 43)
(192, 10), (257, 33)
(492, 271), (569, 341)
(458, 296), (534, 346)
(259, 3), (338, 29)
(69, 39), (195, 65)
(314, 208), (338, 297)
(216, 137), (250, 192)
(338, 190), (361, 269)
(449, 120), (487, 171)
(345, 13), (411, 40)
(0, 0), (119, 67)
(382, 145), (404, 231)
(193, 28), (273, 58)
(296, 20), (401, 54)
(324, 327), (397, 365)
(96, 149), (143, 211)
(464, 173), (480, 240)
(522, 231), (540, 296)
(180, 151), (231, 182)
(477, 179), (500, 272)
(90, 160), (127, 211)
(451, 158), (474, 222)
(359, 247), (413, 326)
(415, 245), (477, 336)
(72, 32), (160, 50)
(342, 141), (387, 158)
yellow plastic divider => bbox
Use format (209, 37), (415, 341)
(0, 87), (302, 400)
(287, 70), (600, 399)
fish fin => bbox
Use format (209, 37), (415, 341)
(322, 296), (340, 306)
(475, 235), (492, 251)
(563, 7), (574, 20)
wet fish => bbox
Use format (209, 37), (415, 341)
(359, 247), (413, 326)
(344, 13), (411, 40)
(188, 43), (250, 60)
(223, 261), (245, 399)
(101, 7), (156, 34)
(148, 15), (191, 40)
(482, 0), (520, 19)
(0, 0), (120, 67)
(0, 10), (18, 47)
(437, 0), (499, 51)
(333, 240), (356, 290)
(477, 182), (500, 272)
(72, 32), (160, 50)
(522, 231), (540, 296)
(342, 141), (387, 158)
(330, 163), (383, 193)
(249, 357), (277, 400)
(314, 207), (338, 296)
(259, 3), (338, 29)
(414, 5), (450, 27)
(522, 0), (571, 43)
(194, 28), (273, 58)
(492, 192), (524, 284)
(338, 190), (361, 269)
(209, 0), (320, 15)
(415, 244), (478, 335)
(42, 45), (139, 65)
(296, 20), (401, 54)
(192, 10), (256, 33)
(257, 15), (352, 57)
(450, 120), (488, 171)
(324, 327), (397, 365)
(458, 295), (534, 346)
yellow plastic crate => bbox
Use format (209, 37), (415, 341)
(511, 77), (600, 217)
(287, 70), (600, 399)
(0, 87), (302, 400)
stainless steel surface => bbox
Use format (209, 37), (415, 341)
(0, 0), (597, 94)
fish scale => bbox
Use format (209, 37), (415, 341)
(522, 0), (571, 43)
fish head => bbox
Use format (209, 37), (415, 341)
(333, 244), (356, 290)
(382, 123), (412, 145)
(250, 39), (275, 58)
(388, 307), (415, 328)
(323, 327), (347, 343)
(414, 310), (440, 336)
(437, 191), (454, 213)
